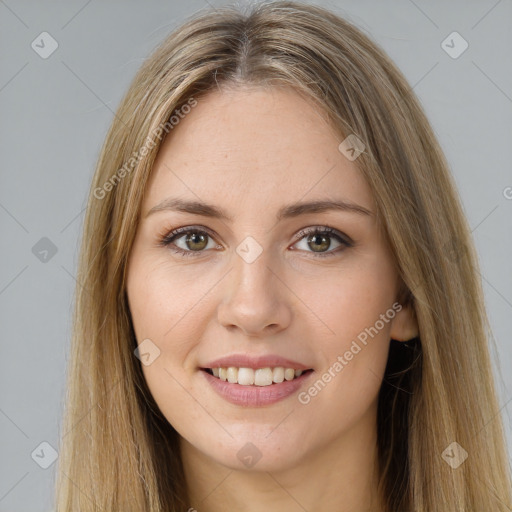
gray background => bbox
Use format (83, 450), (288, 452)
(0, 0), (511, 510)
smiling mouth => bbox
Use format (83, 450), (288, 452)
(202, 367), (314, 386)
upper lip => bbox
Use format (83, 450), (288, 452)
(203, 354), (312, 370)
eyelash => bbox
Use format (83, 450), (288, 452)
(157, 225), (353, 259)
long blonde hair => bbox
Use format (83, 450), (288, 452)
(55, 1), (512, 510)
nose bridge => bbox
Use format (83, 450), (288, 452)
(217, 236), (292, 335)
(235, 247), (273, 295)
(230, 238), (278, 307)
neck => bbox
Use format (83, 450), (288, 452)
(180, 408), (384, 512)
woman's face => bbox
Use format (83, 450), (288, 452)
(126, 86), (416, 472)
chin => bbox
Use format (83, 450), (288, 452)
(197, 428), (307, 472)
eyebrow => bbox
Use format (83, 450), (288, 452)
(145, 197), (373, 221)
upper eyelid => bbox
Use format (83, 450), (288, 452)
(164, 225), (217, 242)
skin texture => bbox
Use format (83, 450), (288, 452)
(125, 86), (418, 512)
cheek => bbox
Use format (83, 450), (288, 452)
(126, 257), (218, 419)
(294, 256), (395, 419)
(126, 257), (215, 351)
(295, 290), (392, 443)
(128, 264), (210, 437)
(301, 253), (396, 350)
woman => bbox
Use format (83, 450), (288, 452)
(55, 1), (512, 510)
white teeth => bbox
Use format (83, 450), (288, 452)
(254, 368), (273, 386)
(237, 367), (255, 386)
(226, 367), (238, 383)
(209, 366), (307, 386)
(272, 367), (285, 383)
(284, 368), (295, 381)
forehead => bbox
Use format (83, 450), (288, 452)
(143, 86), (374, 214)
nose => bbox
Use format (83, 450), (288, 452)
(217, 248), (293, 338)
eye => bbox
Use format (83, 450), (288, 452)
(291, 226), (353, 258)
(158, 226), (221, 257)
(158, 225), (353, 259)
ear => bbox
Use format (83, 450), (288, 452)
(390, 303), (419, 342)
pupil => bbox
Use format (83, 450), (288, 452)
(187, 232), (207, 250)
(309, 234), (329, 252)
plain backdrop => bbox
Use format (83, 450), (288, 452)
(0, 1), (511, 510)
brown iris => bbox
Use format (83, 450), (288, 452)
(185, 232), (208, 251)
(308, 233), (330, 252)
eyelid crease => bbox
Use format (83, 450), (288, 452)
(294, 225), (353, 245)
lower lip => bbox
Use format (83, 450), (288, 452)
(201, 369), (313, 407)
